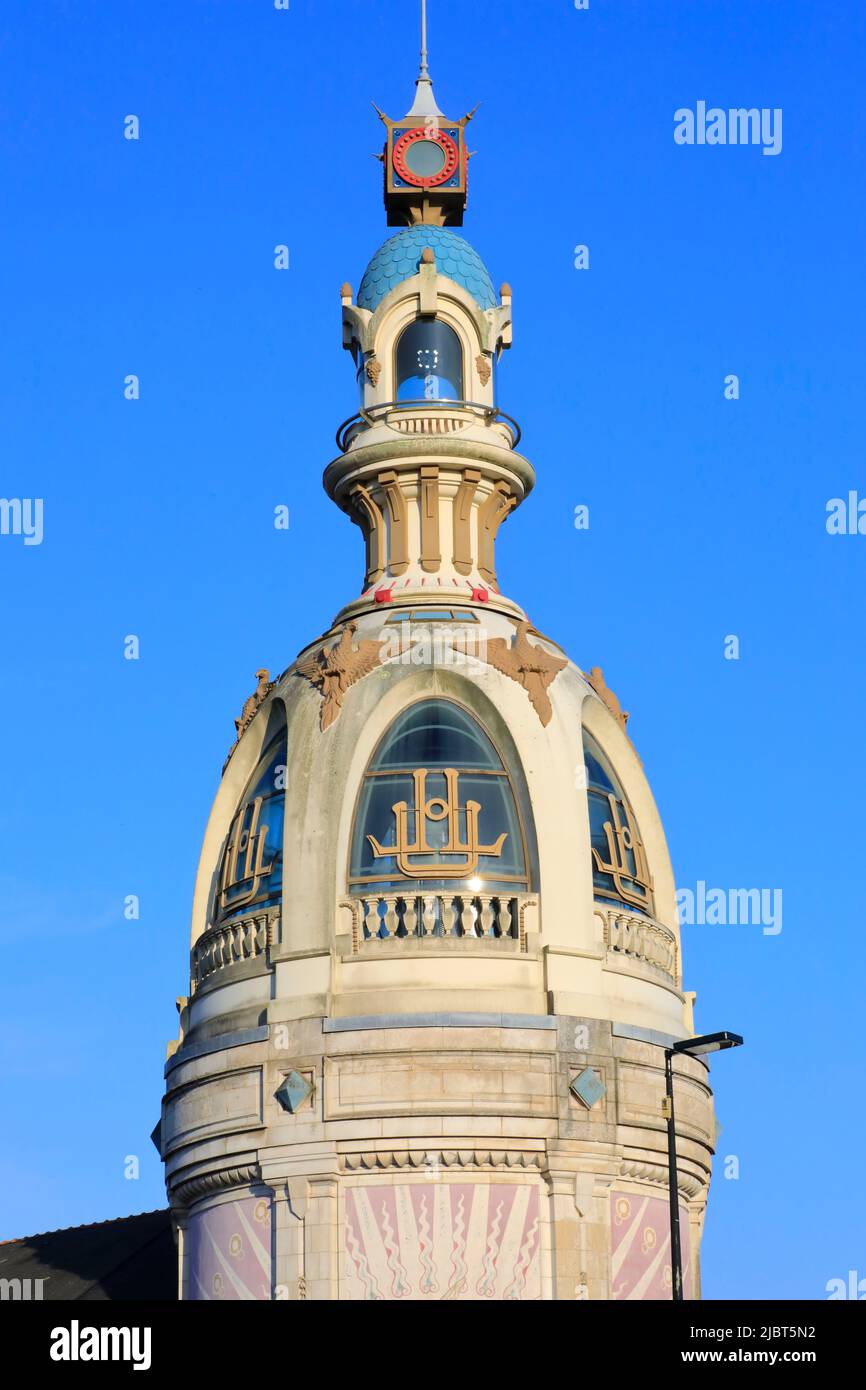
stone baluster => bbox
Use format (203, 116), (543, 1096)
(498, 897), (513, 939)
(479, 896), (495, 937)
(422, 895), (437, 937)
(460, 896), (476, 936)
(440, 896), (456, 936)
(383, 895), (400, 938)
(361, 898), (378, 939)
(403, 896), (418, 937)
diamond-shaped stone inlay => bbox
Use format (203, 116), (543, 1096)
(570, 1067), (606, 1110)
(275, 1070), (313, 1115)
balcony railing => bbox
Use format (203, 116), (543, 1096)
(595, 904), (678, 982)
(350, 891), (532, 952)
(336, 399), (522, 453)
(190, 906), (280, 991)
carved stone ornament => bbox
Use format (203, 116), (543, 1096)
(171, 1164), (262, 1208)
(478, 620), (567, 727)
(223, 669), (278, 772)
(341, 1149), (544, 1174)
(365, 355), (382, 386)
(295, 622), (386, 731)
(475, 353), (492, 386)
(585, 665), (629, 729)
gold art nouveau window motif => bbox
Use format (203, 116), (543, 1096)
(214, 725), (285, 924)
(349, 699), (530, 893)
(584, 731), (655, 916)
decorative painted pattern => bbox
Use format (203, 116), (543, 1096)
(187, 1196), (272, 1301)
(610, 1190), (692, 1300)
(343, 1183), (540, 1301)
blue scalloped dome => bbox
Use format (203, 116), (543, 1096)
(357, 227), (496, 312)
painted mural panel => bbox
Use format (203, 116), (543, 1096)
(187, 1195), (272, 1300)
(610, 1190), (692, 1300)
(343, 1182), (541, 1301)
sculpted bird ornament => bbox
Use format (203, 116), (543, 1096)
(295, 622), (385, 731)
(222, 668), (278, 775)
(584, 665), (629, 730)
(478, 620), (567, 727)
(235, 668), (274, 736)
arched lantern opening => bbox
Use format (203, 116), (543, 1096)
(395, 319), (463, 402)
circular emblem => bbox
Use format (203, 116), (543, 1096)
(393, 127), (460, 188)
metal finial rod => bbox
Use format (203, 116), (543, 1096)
(419, 0), (429, 79)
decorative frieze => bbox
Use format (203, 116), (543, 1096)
(172, 1164), (262, 1208)
(341, 1149), (544, 1173)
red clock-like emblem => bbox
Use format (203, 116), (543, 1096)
(392, 126), (460, 188)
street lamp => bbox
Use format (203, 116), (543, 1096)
(664, 1031), (743, 1301)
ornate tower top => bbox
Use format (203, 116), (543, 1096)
(374, 0), (477, 227)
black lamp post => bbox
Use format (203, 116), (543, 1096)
(664, 1031), (743, 1301)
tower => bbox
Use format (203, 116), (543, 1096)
(159, 8), (716, 1302)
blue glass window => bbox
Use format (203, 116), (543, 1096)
(583, 731), (654, 915)
(216, 727), (285, 922)
(396, 320), (463, 402)
(350, 700), (528, 892)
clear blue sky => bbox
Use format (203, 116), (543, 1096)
(1, 0), (864, 1300)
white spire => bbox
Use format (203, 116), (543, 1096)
(406, 0), (445, 119)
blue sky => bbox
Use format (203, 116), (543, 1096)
(1, 0), (864, 1299)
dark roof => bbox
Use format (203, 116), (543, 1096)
(0, 1209), (176, 1301)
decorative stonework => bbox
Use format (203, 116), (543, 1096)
(191, 906), (279, 991)
(618, 1160), (705, 1201)
(476, 353), (492, 386)
(595, 905), (678, 981)
(173, 1164), (262, 1207)
(479, 620), (567, 726)
(223, 669), (278, 771)
(235, 669), (275, 737)
(295, 623), (386, 731)
(365, 355), (382, 385)
(585, 665), (629, 729)
(341, 1149), (544, 1173)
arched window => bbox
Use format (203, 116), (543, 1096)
(349, 699), (528, 892)
(395, 319), (463, 402)
(215, 723), (285, 923)
(583, 731), (654, 915)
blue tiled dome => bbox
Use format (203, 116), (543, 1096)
(357, 227), (496, 312)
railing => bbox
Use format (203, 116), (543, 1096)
(350, 892), (531, 951)
(595, 904), (678, 982)
(336, 400), (522, 453)
(191, 907), (279, 990)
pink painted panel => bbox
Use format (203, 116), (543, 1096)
(610, 1190), (692, 1300)
(343, 1182), (541, 1301)
(187, 1195), (272, 1301)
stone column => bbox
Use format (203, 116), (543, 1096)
(264, 1175), (307, 1301)
(304, 1173), (341, 1302)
